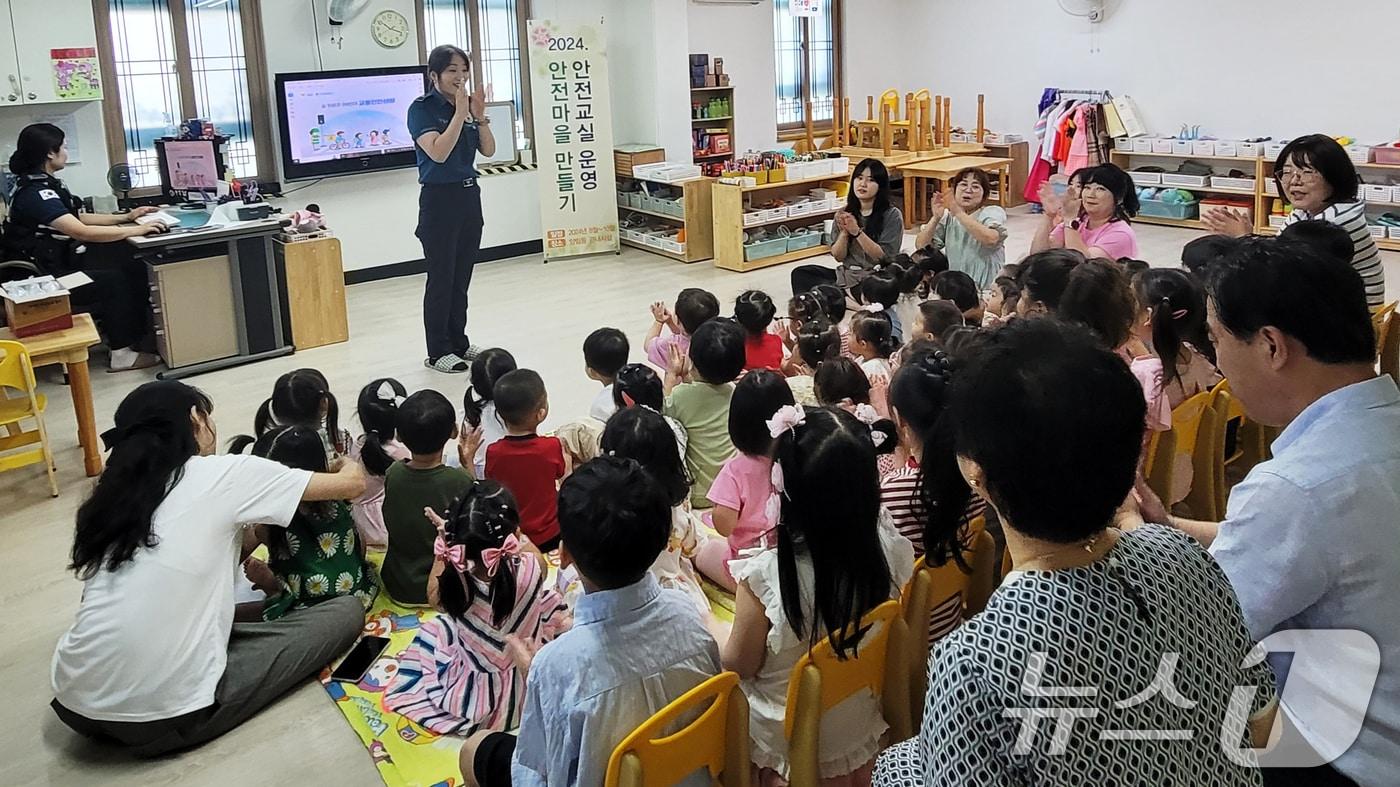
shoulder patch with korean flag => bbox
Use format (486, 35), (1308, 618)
(38, 188), (60, 201)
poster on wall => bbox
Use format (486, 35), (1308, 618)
(51, 48), (102, 100)
(790, 0), (821, 16)
(527, 18), (619, 260)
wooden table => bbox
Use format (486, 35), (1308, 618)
(0, 313), (103, 476)
(896, 155), (1015, 229)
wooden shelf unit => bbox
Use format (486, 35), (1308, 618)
(692, 85), (735, 168)
(1258, 157), (1400, 243)
(979, 140), (1030, 208)
(1111, 150), (1267, 232)
(616, 176), (715, 263)
(711, 172), (843, 272)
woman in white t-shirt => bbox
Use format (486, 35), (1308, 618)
(50, 380), (368, 756)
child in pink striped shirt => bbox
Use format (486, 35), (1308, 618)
(384, 481), (569, 734)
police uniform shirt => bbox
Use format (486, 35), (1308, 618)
(407, 89), (481, 184)
(8, 174), (79, 229)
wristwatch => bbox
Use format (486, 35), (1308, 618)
(1070, 218), (1082, 231)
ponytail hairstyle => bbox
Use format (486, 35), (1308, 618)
(770, 406), (893, 658)
(734, 289), (777, 338)
(859, 270), (901, 311)
(612, 362), (664, 411)
(9, 122), (64, 176)
(794, 317), (840, 369)
(850, 309), (898, 359)
(251, 368), (342, 452)
(787, 291), (825, 329)
(728, 369), (796, 456)
(888, 350), (974, 568)
(813, 356), (871, 407)
(71, 381), (212, 579)
(436, 481), (523, 627)
(811, 283), (848, 325)
(246, 426), (334, 556)
(1132, 268), (1213, 385)
(356, 378), (406, 476)
(600, 406), (691, 506)
(463, 348), (517, 428)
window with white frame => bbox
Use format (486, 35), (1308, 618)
(773, 0), (841, 134)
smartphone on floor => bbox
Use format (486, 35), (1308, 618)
(330, 635), (390, 683)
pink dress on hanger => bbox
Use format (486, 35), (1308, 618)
(1064, 104), (1093, 173)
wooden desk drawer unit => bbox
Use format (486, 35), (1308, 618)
(147, 255), (240, 368)
(274, 237), (349, 350)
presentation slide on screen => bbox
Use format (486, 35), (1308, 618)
(283, 73), (422, 164)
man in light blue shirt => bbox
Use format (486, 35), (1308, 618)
(461, 456), (721, 787)
(1139, 238), (1399, 787)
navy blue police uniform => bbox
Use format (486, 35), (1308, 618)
(407, 88), (484, 366)
(3, 173), (152, 350)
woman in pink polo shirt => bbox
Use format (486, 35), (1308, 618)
(1031, 163), (1141, 260)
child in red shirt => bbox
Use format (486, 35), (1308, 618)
(735, 289), (783, 371)
(481, 369), (567, 551)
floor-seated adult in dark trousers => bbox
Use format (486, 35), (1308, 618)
(1136, 237), (1400, 787)
(50, 381), (368, 756)
(791, 157), (904, 297)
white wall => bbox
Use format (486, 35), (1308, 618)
(687, 1), (777, 154)
(0, 102), (110, 196)
(907, 0), (1400, 143)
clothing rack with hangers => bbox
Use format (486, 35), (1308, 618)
(1054, 89), (1113, 102)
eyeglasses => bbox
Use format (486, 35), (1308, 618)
(1277, 167), (1322, 183)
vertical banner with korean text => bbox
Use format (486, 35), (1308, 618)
(527, 19), (619, 260)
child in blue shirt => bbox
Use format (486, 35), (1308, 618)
(460, 456), (721, 787)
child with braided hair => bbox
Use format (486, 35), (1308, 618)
(384, 481), (569, 735)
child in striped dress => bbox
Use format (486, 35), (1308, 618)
(384, 481), (570, 735)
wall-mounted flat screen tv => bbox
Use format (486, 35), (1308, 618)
(275, 65), (427, 181)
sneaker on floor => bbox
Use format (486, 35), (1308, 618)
(107, 349), (162, 373)
(425, 353), (469, 373)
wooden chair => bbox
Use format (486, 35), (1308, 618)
(784, 600), (912, 787)
(604, 672), (752, 787)
(1375, 301), (1399, 385)
(901, 518), (993, 726)
(0, 340), (57, 497)
(1183, 391), (1226, 522)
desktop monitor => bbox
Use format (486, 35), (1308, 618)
(155, 138), (227, 199)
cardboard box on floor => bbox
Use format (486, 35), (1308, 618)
(1, 273), (92, 337)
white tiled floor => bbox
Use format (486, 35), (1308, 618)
(4, 208), (1397, 785)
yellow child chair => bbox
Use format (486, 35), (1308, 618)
(1142, 391), (1213, 519)
(0, 340), (57, 497)
(1182, 391), (1225, 522)
(604, 671), (752, 787)
(783, 599), (912, 787)
(1375, 301), (1399, 385)
(901, 519), (995, 727)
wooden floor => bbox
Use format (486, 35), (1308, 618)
(5, 210), (1398, 785)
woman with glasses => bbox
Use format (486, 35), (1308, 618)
(913, 167), (1009, 289)
(1203, 134), (1385, 310)
(1029, 163), (1141, 260)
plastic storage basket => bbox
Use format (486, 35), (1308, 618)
(1138, 197), (1200, 220)
(744, 237), (789, 262)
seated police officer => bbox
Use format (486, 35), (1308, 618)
(4, 123), (165, 371)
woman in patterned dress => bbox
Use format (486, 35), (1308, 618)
(874, 319), (1277, 787)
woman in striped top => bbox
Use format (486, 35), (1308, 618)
(1204, 134), (1386, 310)
(879, 349), (986, 643)
(384, 481), (569, 735)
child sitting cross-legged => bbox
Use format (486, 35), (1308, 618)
(348, 378), (412, 549)
(848, 307), (899, 416)
(783, 317), (839, 406)
(382, 390), (476, 606)
(582, 327), (629, 421)
(735, 290), (783, 372)
(724, 406), (915, 784)
(645, 287), (720, 369)
(234, 425), (380, 621)
(600, 406), (709, 614)
(614, 362), (688, 457)
(694, 369), (794, 593)
(664, 318), (746, 509)
(482, 369), (568, 552)
(460, 456), (722, 787)
(384, 481), (570, 735)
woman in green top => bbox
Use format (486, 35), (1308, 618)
(237, 425), (378, 621)
(913, 167), (1008, 289)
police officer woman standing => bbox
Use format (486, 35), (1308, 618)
(3, 123), (166, 372)
(409, 45), (496, 373)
